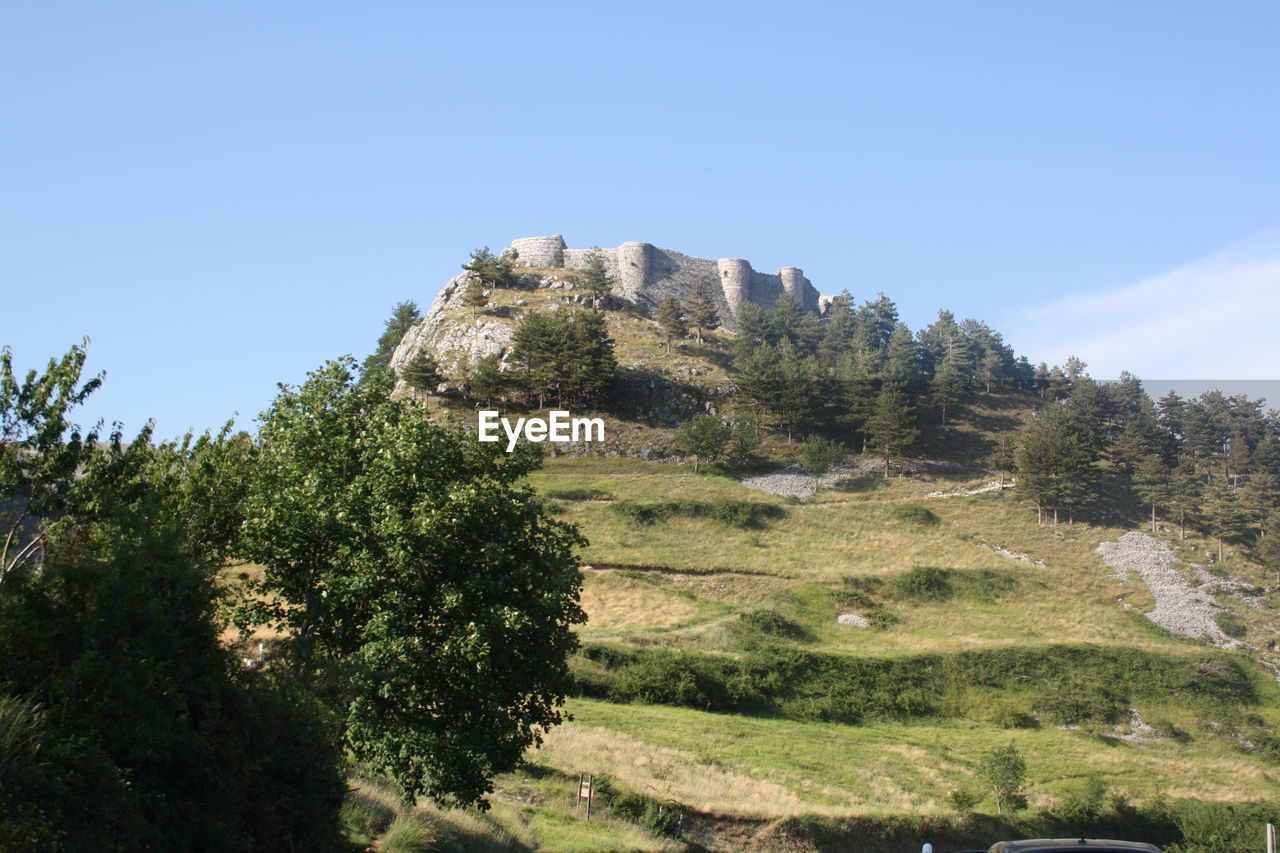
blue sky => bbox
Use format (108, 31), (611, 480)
(3, 1), (1278, 437)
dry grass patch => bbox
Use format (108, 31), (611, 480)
(579, 572), (705, 634)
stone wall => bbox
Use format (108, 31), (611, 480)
(503, 234), (823, 329)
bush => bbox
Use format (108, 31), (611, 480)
(739, 609), (808, 641)
(947, 788), (981, 813)
(894, 566), (954, 600)
(609, 499), (785, 528)
(891, 504), (939, 525)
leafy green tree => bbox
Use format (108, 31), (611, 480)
(867, 382), (919, 478)
(685, 275), (720, 344)
(656, 294), (687, 354)
(675, 413), (733, 472)
(241, 360), (586, 806)
(576, 248), (614, 307)
(1, 340), (102, 580)
(727, 410), (764, 468)
(772, 341), (824, 442)
(1, 346), (344, 851)
(977, 742), (1027, 815)
(766, 293), (821, 353)
(400, 348), (444, 394)
(362, 301), (422, 375)
(988, 433), (1017, 487)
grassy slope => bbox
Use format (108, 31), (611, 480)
(393, 288), (1280, 848)
(515, 454), (1280, 828)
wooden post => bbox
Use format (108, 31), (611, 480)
(1266, 822), (1275, 853)
(578, 773), (593, 821)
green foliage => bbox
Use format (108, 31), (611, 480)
(576, 248), (614, 307)
(947, 787), (981, 813)
(685, 275), (720, 343)
(363, 300), (422, 376)
(1172, 801), (1280, 853)
(1058, 775), (1109, 824)
(510, 309), (617, 408)
(890, 503), (939, 525)
(241, 359), (586, 808)
(802, 436), (845, 477)
(467, 353), (510, 404)
(977, 742), (1027, 815)
(867, 382), (919, 476)
(609, 498), (786, 528)
(610, 791), (682, 837)
(893, 566), (954, 600)
(676, 413), (733, 471)
(462, 246), (516, 291)
(400, 349), (444, 393)
(1016, 405), (1099, 523)
(1031, 676), (1126, 726)
(738, 608), (808, 641)
(656, 294), (686, 352)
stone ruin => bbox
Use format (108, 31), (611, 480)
(503, 234), (824, 330)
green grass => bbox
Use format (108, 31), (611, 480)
(509, 450), (1280, 838)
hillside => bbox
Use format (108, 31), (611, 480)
(359, 242), (1280, 851)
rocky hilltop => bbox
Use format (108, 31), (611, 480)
(390, 234), (830, 384)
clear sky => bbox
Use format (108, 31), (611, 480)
(3, 1), (1278, 438)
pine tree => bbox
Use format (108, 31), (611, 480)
(461, 278), (488, 321)
(675, 414), (733, 472)
(577, 248), (614, 308)
(656, 294), (687, 354)
(468, 354), (509, 405)
(1204, 477), (1247, 563)
(401, 349), (444, 395)
(882, 322), (919, 383)
(1168, 456), (1202, 540)
(1016, 407), (1097, 525)
(867, 382), (919, 478)
(732, 302), (769, 364)
(929, 347), (969, 427)
(685, 275), (720, 345)
(462, 246), (515, 291)
(1134, 455), (1172, 533)
(362, 300), (422, 375)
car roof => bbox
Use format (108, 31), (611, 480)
(989, 840), (1162, 853)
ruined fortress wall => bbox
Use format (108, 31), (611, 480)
(505, 235), (822, 329)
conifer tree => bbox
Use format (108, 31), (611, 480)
(401, 349), (444, 395)
(868, 382), (919, 478)
(461, 278), (488, 321)
(1168, 456), (1202, 540)
(1016, 407), (1097, 525)
(685, 275), (720, 344)
(1204, 478), (1247, 563)
(731, 302), (769, 364)
(1134, 454), (1172, 533)
(468, 354), (509, 405)
(577, 248), (614, 308)
(463, 246), (516, 291)
(656, 294), (687, 354)
(363, 300), (422, 375)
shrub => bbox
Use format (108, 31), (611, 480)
(894, 566), (954, 600)
(891, 504), (939, 525)
(947, 788), (981, 813)
(739, 609), (808, 640)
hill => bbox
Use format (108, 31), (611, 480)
(362, 239), (1280, 851)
